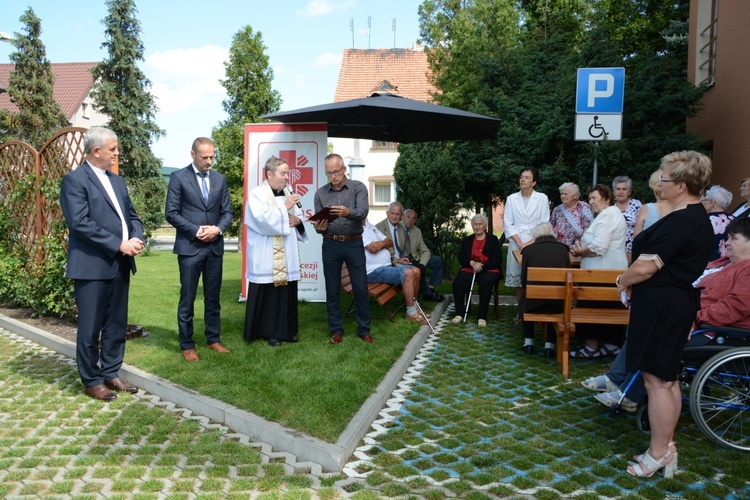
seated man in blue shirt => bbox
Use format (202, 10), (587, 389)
(362, 219), (427, 324)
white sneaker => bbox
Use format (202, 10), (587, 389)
(451, 315), (463, 324)
(477, 319), (487, 327)
(595, 389), (637, 413)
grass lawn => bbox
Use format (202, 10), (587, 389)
(125, 250), (424, 442)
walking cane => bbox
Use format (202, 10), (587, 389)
(463, 272), (477, 323)
(414, 300), (436, 335)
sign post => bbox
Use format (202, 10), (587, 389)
(575, 67), (625, 185)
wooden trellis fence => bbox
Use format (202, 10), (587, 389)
(0, 127), (87, 266)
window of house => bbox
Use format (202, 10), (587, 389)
(371, 140), (397, 150)
(369, 176), (396, 206)
(81, 102), (90, 119)
(695, 0), (719, 86)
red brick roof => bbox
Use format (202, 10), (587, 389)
(334, 48), (436, 103)
(0, 62), (97, 119)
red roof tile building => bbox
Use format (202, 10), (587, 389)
(0, 62), (108, 131)
(330, 46), (435, 221)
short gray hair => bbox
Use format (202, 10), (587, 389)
(471, 213), (488, 227)
(533, 222), (555, 238)
(84, 127), (117, 154)
(387, 201), (404, 213)
(612, 176), (633, 190)
(559, 182), (580, 198)
(704, 185), (733, 210)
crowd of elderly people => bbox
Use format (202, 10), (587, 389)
(438, 152), (747, 479)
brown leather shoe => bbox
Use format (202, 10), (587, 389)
(207, 342), (230, 353)
(359, 334), (376, 343)
(105, 377), (138, 394)
(182, 348), (200, 362)
(85, 384), (117, 401)
(330, 333), (343, 344)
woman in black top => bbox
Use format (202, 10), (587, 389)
(617, 151), (713, 478)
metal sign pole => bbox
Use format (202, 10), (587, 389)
(592, 142), (599, 186)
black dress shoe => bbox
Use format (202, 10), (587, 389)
(522, 345), (535, 355)
(424, 291), (445, 302)
(267, 338), (282, 347)
(289, 335), (299, 343)
(545, 348), (557, 359)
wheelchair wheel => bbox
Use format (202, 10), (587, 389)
(635, 404), (651, 435)
(688, 347), (750, 452)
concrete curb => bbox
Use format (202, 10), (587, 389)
(0, 298), (448, 472)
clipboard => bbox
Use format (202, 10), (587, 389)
(306, 206), (339, 223)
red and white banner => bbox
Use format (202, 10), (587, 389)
(242, 123), (328, 301)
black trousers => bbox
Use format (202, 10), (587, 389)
(177, 248), (223, 350)
(452, 270), (501, 320)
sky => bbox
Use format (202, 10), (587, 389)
(0, 0), (422, 167)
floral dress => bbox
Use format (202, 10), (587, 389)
(619, 198), (642, 254)
(550, 201), (594, 248)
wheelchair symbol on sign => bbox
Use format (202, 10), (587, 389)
(588, 115), (608, 138)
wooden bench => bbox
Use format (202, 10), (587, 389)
(341, 263), (404, 322)
(524, 267), (630, 378)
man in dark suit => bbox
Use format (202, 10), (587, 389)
(60, 127), (144, 401)
(165, 137), (233, 361)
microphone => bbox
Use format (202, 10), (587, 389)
(284, 186), (302, 209)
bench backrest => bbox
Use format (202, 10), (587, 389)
(569, 269), (622, 302)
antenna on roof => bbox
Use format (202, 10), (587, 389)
(367, 16), (371, 49)
(350, 18), (354, 49)
(392, 19), (396, 48)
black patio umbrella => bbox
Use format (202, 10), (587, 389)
(262, 93), (500, 143)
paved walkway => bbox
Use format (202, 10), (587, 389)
(2, 304), (748, 498)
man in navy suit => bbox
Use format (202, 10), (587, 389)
(60, 127), (144, 401)
(165, 137), (233, 361)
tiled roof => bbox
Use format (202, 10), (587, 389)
(334, 48), (436, 103)
(0, 62), (97, 119)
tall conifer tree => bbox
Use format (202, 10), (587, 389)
(90, 0), (165, 237)
(0, 8), (68, 148)
(212, 26), (281, 235)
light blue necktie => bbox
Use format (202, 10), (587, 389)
(198, 172), (209, 205)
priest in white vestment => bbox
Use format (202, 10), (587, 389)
(243, 156), (309, 346)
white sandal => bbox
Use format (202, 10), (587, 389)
(581, 375), (618, 392)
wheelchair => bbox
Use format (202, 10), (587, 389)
(619, 325), (750, 452)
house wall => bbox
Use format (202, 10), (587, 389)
(69, 93), (109, 129)
(687, 0), (750, 206)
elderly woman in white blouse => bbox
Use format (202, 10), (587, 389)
(569, 184), (628, 358)
(503, 167), (550, 310)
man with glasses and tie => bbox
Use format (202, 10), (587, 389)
(166, 137), (233, 361)
(313, 153), (373, 344)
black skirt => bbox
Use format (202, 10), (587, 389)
(243, 281), (299, 342)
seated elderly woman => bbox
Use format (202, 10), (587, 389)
(451, 214), (503, 327)
(701, 184), (735, 261)
(519, 222), (570, 357)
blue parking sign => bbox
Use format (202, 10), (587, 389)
(576, 68), (625, 114)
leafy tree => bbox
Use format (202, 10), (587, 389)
(0, 7), (68, 148)
(410, 0), (704, 229)
(90, 0), (165, 239)
(212, 26), (281, 235)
